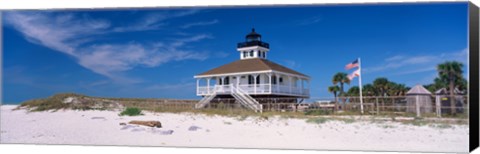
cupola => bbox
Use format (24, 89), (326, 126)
(237, 28), (270, 60)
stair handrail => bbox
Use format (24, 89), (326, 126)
(230, 86), (251, 108)
(231, 85), (261, 112)
(195, 90), (217, 109)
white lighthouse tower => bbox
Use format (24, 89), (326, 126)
(238, 28), (270, 59)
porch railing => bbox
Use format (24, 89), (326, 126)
(197, 84), (309, 96)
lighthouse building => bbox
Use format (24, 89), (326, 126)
(194, 29), (310, 112)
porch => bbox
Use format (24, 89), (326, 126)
(195, 72), (310, 98)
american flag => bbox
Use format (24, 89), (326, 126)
(348, 69), (361, 80)
(345, 59), (359, 70)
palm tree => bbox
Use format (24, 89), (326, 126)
(373, 77), (389, 96)
(332, 72), (351, 94)
(437, 61), (464, 115)
(363, 84), (376, 96)
(328, 85), (340, 111)
(395, 84), (409, 96)
(386, 82), (398, 96)
(456, 77), (468, 93)
(347, 86), (360, 96)
(387, 82), (408, 96)
(373, 77), (389, 110)
(332, 72), (351, 108)
(425, 77), (448, 93)
(347, 86), (360, 104)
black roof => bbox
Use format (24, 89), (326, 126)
(238, 28), (269, 49)
(246, 28), (261, 39)
(237, 41), (269, 49)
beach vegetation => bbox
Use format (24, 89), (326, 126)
(18, 93), (86, 111)
(336, 117), (356, 124)
(361, 80), (409, 97)
(403, 118), (428, 126)
(258, 115), (269, 121)
(332, 72), (351, 108)
(304, 109), (332, 115)
(346, 86), (360, 97)
(328, 85), (340, 111)
(430, 124), (453, 129)
(236, 115), (249, 121)
(306, 117), (329, 124)
(381, 124), (396, 129)
(119, 107), (143, 116)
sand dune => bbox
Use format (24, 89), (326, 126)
(0, 105), (469, 152)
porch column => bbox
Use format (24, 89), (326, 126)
(288, 76), (292, 94)
(253, 74), (258, 94)
(207, 78), (211, 94)
(196, 78), (200, 94)
(221, 76), (225, 93)
(307, 80), (310, 95)
(268, 73), (272, 94)
(301, 79), (304, 95)
(276, 74), (280, 93)
(236, 75), (240, 88)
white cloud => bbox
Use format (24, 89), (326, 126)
(111, 13), (166, 32)
(170, 34), (213, 48)
(283, 60), (300, 69)
(146, 82), (196, 90)
(181, 19), (219, 29)
(364, 55), (437, 73)
(112, 10), (202, 32)
(297, 15), (322, 25)
(393, 67), (437, 75)
(363, 48), (468, 76)
(385, 55), (404, 62)
(4, 12), (109, 55)
(4, 11), (210, 83)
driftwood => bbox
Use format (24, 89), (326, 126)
(128, 120), (162, 128)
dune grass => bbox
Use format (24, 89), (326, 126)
(17, 93), (86, 111)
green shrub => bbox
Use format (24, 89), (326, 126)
(258, 115), (269, 121)
(402, 119), (428, 126)
(304, 109), (332, 115)
(236, 115), (249, 121)
(306, 117), (329, 124)
(381, 124), (397, 129)
(217, 102), (226, 109)
(119, 107), (143, 116)
(337, 118), (356, 124)
(432, 124), (453, 129)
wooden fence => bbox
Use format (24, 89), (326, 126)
(117, 95), (469, 118)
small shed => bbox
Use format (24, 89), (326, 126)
(435, 88), (465, 114)
(406, 85), (433, 114)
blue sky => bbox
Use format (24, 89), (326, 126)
(2, 2), (469, 103)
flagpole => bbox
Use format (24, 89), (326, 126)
(358, 57), (364, 114)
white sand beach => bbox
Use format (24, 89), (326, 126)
(0, 105), (469, 153)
